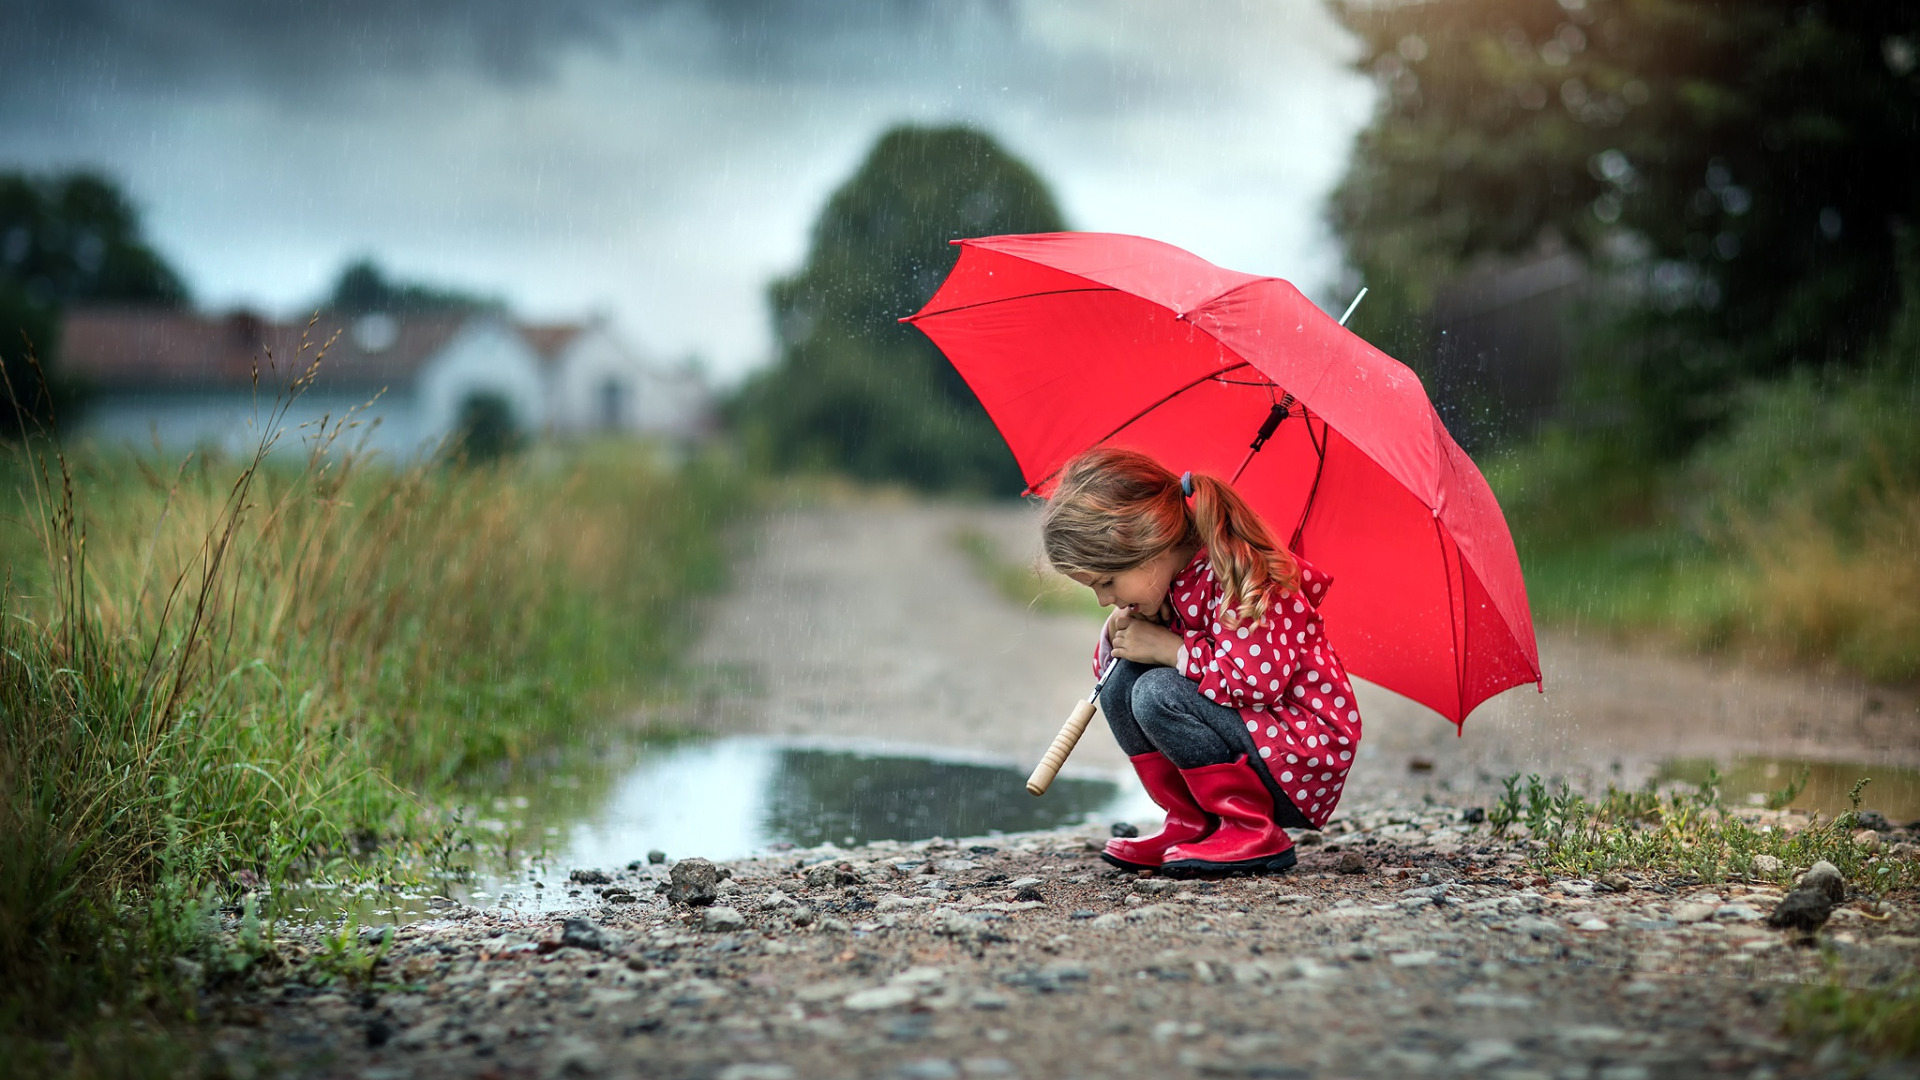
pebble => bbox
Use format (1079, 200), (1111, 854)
(716, 1066), (796, 1080)
(559, 918), (608, 952)
(1672, 903), (1717, 923)
(1799, 860), (1846, 904)
(1389, 950), (1438, 967)
(1575, 918), (1611, 932)
(1110, 821), (1140, 838)
(647, 849), (667, 864)
(702, 906), (746, 932)
(1751, 854), (1783, 876)
(1336, 851), (1368, 874)
(1713, 903), (1764, 922)
(660, 857), (723, 907)
(843, 984), (917, 1011)
(568, 868), (611, 885)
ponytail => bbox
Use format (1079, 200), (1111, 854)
(1189, 472), (1299, 628)
(1043, 447), (1298, 628)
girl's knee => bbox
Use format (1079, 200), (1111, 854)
(1130, 667), (1196, 726)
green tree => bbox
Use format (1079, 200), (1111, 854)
(323, 257), (502, 315)
(0, 171), (190, 427)
(733, 124), (1067, 493)
(1331, 0), (1920, 455)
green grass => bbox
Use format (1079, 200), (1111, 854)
(0, 342), (740, 1068)
(1489, 770), (1920, 892)
(1786, 964), (1920, 1066)
(952, 526), (1104, 619)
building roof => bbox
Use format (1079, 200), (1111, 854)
(519, 323), (588, 366)
(59, 308), (479, 391)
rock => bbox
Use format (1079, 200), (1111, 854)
(1714, 903), (1765, 922)
(1336, 851), (1367, 875)
(1388, 950), (1438, 967)
(171, 956), (205, 986)
(703, 906), (747, 932)
(935, 859), (978, 873)
(1294, 830), (1324, 846)
(560, 918), (609, 952)
(1598, 872), (1633, 893)
(1461, 807), (1487, 824)
(1511, 916), (1563, 938)
(1013, 883), (1046, 903)
(760, 888), (796, 910)
(544, 1033), (606, 1078)
(1110, 821), (1140, 838)
(1672, 903), (1718, 924)
(568, 868), (612, 886)
(1575, 918), (1612, 932)
(1856, 810), (1891, 832)
(601, 888), (637, 904)
(716, 1066), (797, 1080)
(660, 857), (722, 907)
(894, 1058), (960, 1080)
(1751, 854), (1783, 876)
(1069, 909), (1096, 920)
(365, 1017), (393, 1048)
(647, 849), (667, 864)
(1799, 860), (1846, 904)
(1134, 878), (1179, 895)
(790, 906), (815, 927)
(969, 991), (1010, 1010)
(844, 984), (918, 1011)
(1768, 888), (1835, 932)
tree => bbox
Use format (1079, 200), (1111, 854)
(0, 171), (189, 427)
(323, 257), (502, 315)
(732, 124), (1067, 492)
(1330, 0), (1920, 455)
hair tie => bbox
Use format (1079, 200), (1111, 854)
(1180, 471), (1195, 498)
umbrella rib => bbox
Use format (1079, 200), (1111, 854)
(1021, 361), (1257, 494)
(904, 286), (1115, 323)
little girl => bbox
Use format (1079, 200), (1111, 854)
(1042, 447), (1362, 876)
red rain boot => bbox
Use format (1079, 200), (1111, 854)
(1159, 755), (1296, 877)
(1102, 752), (1217, 871)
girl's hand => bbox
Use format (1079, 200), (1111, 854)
(1109, 608), (1182, 667)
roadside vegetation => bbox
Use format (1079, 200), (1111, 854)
(0, 340), (738, 1069)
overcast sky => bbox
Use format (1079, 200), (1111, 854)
(1, 0), (1375, 384)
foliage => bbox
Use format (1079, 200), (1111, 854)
(0, 171), (190, 431)
(451, 390), (526, 463)
(1331, 0), (1920, 455)
(952, 527), (1103, 618)
(0, 335), (738, 1051)
(733, 124), (1066, 494)
(321, 256), (503, 315)
(1785, 961), (1920, 1064)
(1488, 769), (1918, 890)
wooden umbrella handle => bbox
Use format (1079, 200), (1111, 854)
(1026, 698), (1098, 796)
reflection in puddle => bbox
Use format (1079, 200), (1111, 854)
(1656, 755), (1920, 821)
(279, 737), (1149, 925)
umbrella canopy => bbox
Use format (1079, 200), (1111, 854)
(904, 232), (1540, 726)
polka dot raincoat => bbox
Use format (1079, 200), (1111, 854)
(1099, 547), (1362, 829)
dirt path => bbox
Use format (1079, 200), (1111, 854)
(679, 499), (1920, 810)
(207, 499), (1920, 1080)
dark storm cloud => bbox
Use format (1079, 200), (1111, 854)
(0, 0), (1008, 107)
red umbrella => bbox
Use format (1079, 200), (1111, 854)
(904, 232), (1541, 726)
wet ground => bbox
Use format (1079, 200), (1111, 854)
(220, 498), (1920, 1078)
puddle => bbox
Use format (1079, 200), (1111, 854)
(1656, 755), (1920, 822)
(276, 737), (1150, 925)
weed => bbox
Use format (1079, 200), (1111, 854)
(1785, 960), (1920, 1064)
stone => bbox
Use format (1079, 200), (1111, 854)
(716, 1066), (797, 1080)
(1751, 854), (1783, 876)
(1295, 830), (1324, 846)
(1598, 872), (1633, 894)
(844, 984), (918, 1011)
(1110, 821), (1140, 838)
(1672, 903), (1718, 924)
(544, 1034), (606, 1078)
(660, 857), (722, 907)
(1714, 903), (1765, 922)
(1014, 883), (1046, 903)
(1389, 950), (1438, 967)
(894, 1059), (960, 1080)
(1461, 807), (1487, 824)
(1800, 860), (1846, 904)
(760, 888), (796, 910)
(1511, 916), (1563, 938)
(1575, 918), (1611, 932)
(600, 888), (637, 904)
(789, 906), (815, 927)
(647, 849), (667, 864)
(568, 868), (611, 886)
(1856, 810), (1891, 832)
(1768, 888), (1835, 932)
(703, 906), (747, 932)
(1336, 851), (1367, 875)
(560, 918), (608, 952)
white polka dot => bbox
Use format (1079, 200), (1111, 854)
(1204, 689), (1216, 699)
(1320, 773), (1332, 781)
(1339, 751), (1352, 761)
(1337, 737), (1350, 745)
(1249, 643), (1261, 657)
(1279, 770), (1294, 782)
(1266, 725), (1279, 738)
(1307, 757), (1319, 767)
(1292, 601), (1304, 614)
(1311, 698), (1323, 709)
(1259, 746), (1272, 758)
(1347, 711), (1359, 723)
(1311, 802), (1320, 812)
(1320, 683), (1333, 694)
(1286, 754), (1298, 764)
(1315, 787), (1327, 797)
(1334, 696), (1345, 707)
(1292, 686), (1305, 698)
(1245, 720), (1258, 732)
(1236, 626), (1249, 639)
(1297, 789), (1309, 800)
(1296, 633), (1306, 643)
(1260, 662), (1271, 674)
(1269, 679), (1281, 691)
(1306, 670), (1318, 681)
(1187, 605), (1198, 616)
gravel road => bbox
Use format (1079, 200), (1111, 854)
(202, 500), (1920, 1080)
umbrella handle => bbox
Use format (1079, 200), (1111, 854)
(1026, 698), (1098, 796)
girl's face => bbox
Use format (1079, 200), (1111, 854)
(1068, 544), (1189, 613)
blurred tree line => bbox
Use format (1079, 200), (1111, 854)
(730, 124), (1065, 494)
(1331, 0), (1919, 457)
(0, 171), (189, 431)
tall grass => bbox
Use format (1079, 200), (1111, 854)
(0, 331), (736, 1052)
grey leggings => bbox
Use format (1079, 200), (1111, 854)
(1101, 660), (1310, 829)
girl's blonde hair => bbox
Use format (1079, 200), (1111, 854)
(1041, 447), (1300, 627)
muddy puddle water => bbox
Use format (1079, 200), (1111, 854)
(279, 738), (1152, 925)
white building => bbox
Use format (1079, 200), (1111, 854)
(60, 308), (707, 457)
